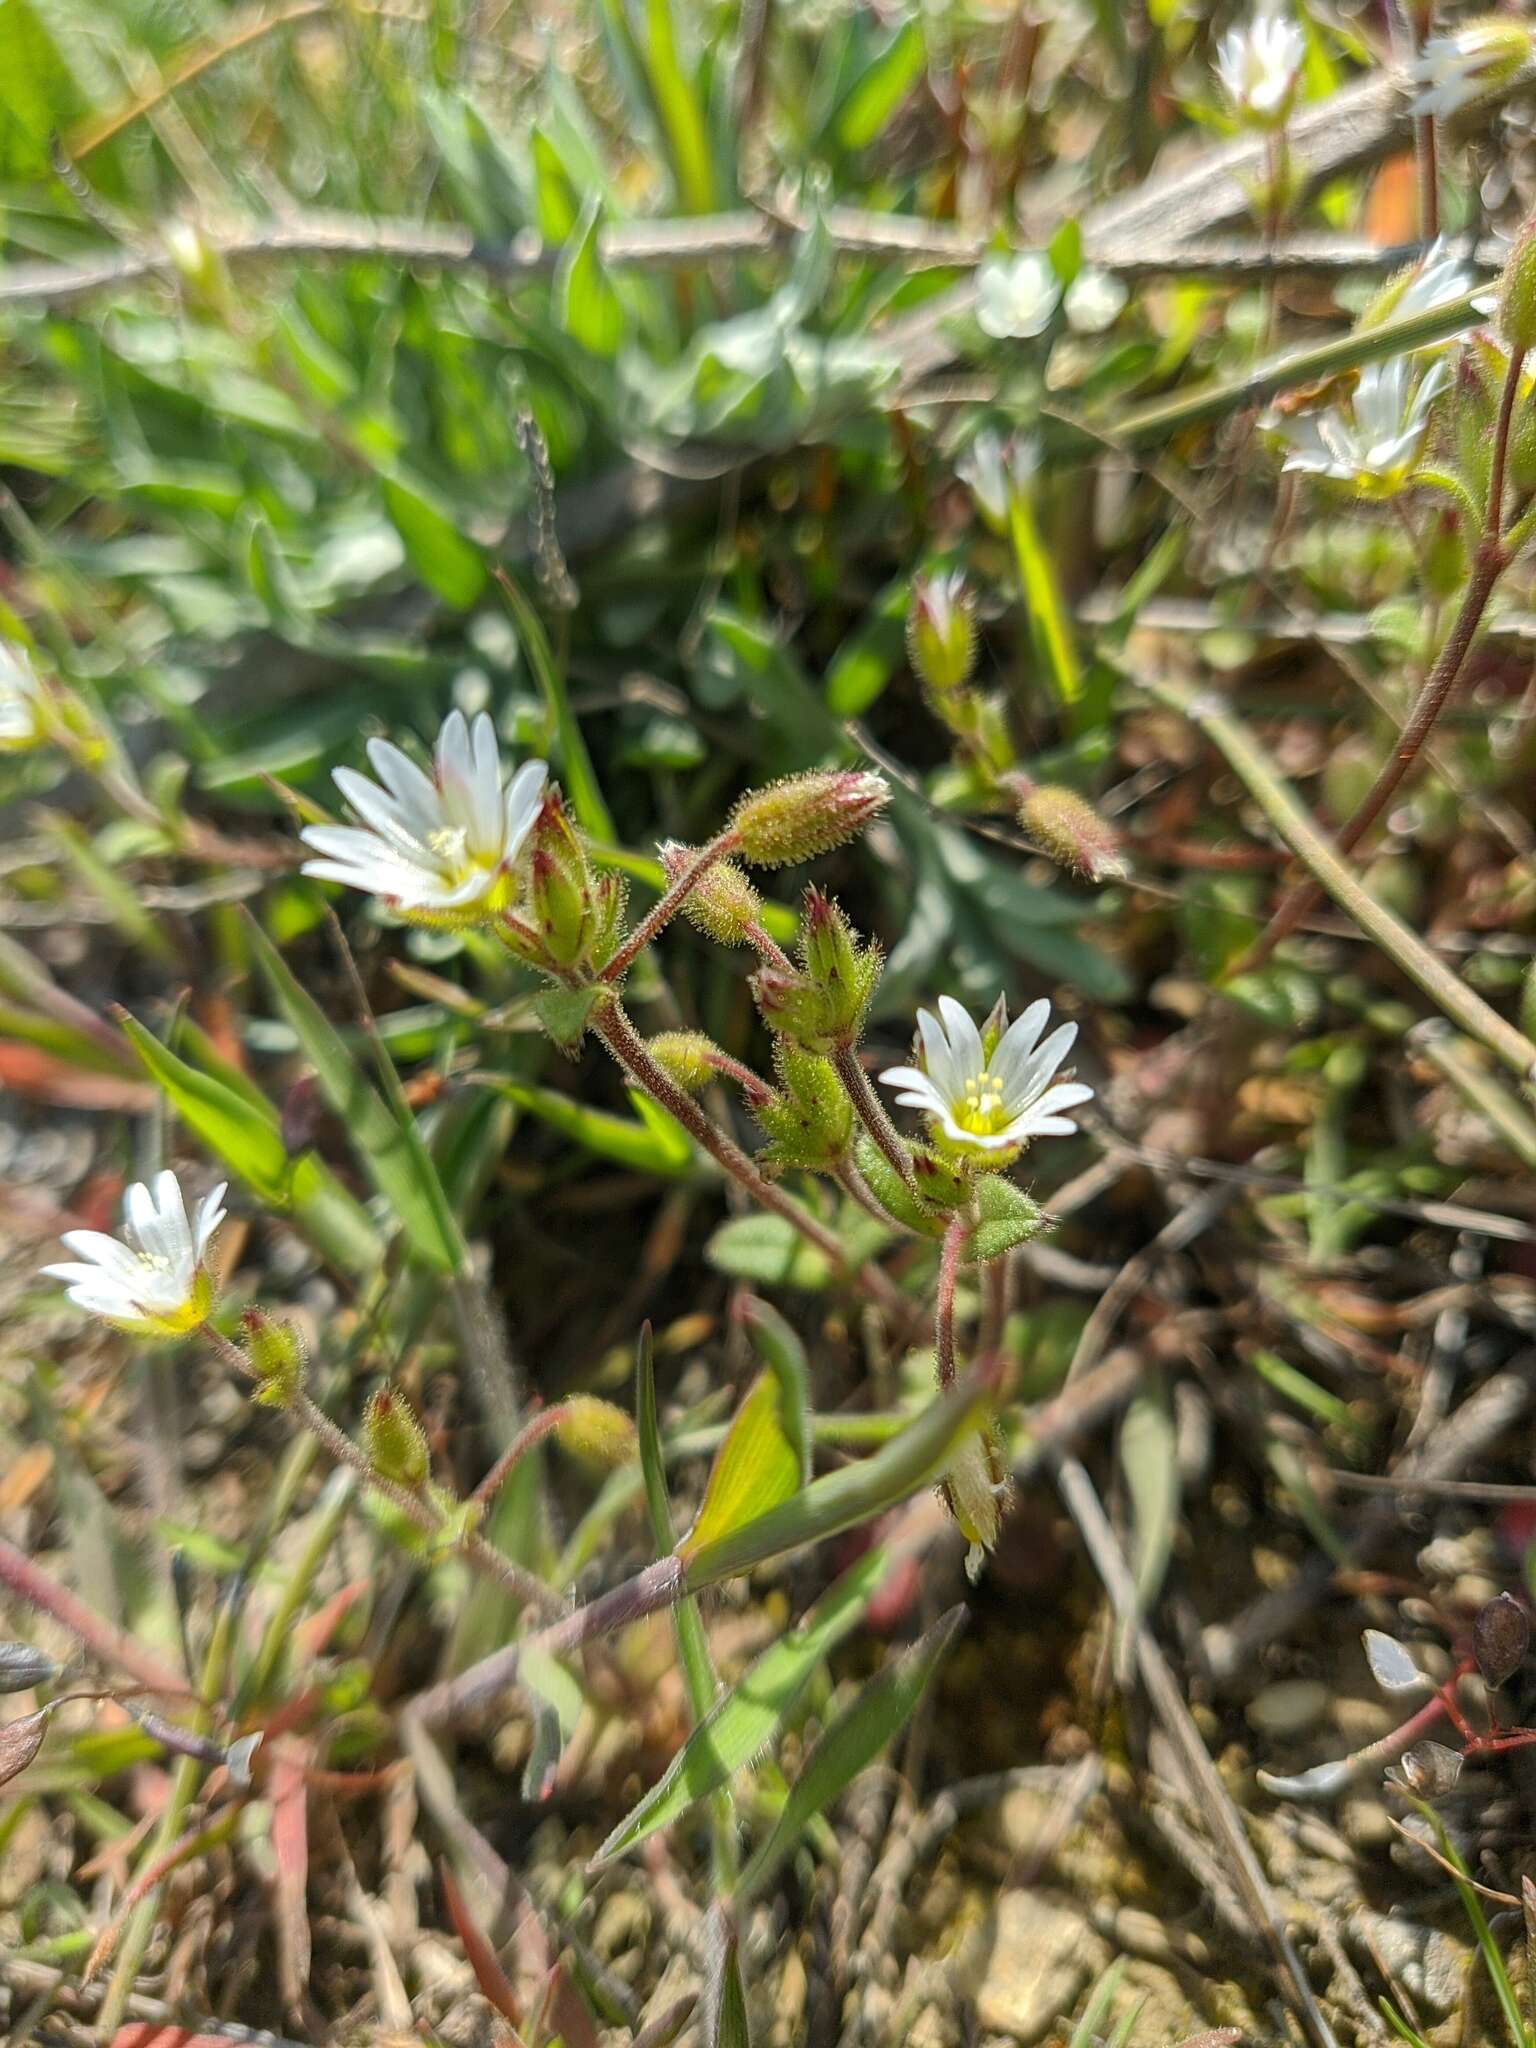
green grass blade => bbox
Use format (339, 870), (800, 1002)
(637, 1325), (735, 1882)
(1007, 491), (1083, 715)
(832, 18), (925, 151)
(702, 1904), (750, 2048)
(478, 1076), (694, 1176)
(736, 1605), (964, 1902)
(640, 0), (716, 212)
(244, 916), (463, 1272)
(497, 570), (616, 843)
(592, 1544), (889, 1866)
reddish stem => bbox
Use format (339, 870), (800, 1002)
(0, 1539), (188, 1697)
(601, 829), (741, 983)
(935, 1213), (966, 1390)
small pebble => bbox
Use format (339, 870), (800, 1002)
(1246, 1679), (1330, 1738)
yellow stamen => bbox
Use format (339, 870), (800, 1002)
(953, 1068), (1010, 1137)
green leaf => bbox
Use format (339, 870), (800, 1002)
(244, 916), (463, 1271)
(681, 1373), (990, 1591)
(961, 1175), (1047, 1263)
(381, 475), (487, 609)
(680, 1369), (802, 1560)
(706, 1213), (833, 1289)
(480, 1076), (694, 1176)
(639, 0), (716, 212)
(738, 1299), (812, 1487)
(592, 1544), (888, 1865)
(533, 984), (609, 1053)
(119, 1013), (291, 1204)
(854, 1137), (948, 1239)
(556, 199), (624, 358)
(1007, 491), (1083, 715)
(118, 1014), (380, 1274)
(736, 1606), (964, 1901)
(702, 1905), (751, 2048)
(1117, 1379), (1179, 1614)
(832, 18), (925, 151)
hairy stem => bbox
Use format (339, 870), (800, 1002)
(935, 1213), (967, 1390)
(201, 1325), (561, 1619)
(0, 1541), (188, 1696)
(592, 998), (909, 1320)
(601, 829), (741, 983)
(831, 1043), (918, 1192)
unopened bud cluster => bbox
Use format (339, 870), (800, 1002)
(753, 888), (882, 1054)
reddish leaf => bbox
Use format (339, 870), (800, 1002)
(111, 2031), (240, 2048)
(293, 1578), (369, 1661)
(441, 1858), (522, 2028)
(0, 1043), (152, 1112)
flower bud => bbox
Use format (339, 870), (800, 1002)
(1473, 1591), (1530, 1689)
(756, 1044), (854, 1176)
(240, 1308), (306, 1412)
(1015, 783), (1126, 883)
(730, 770), (889, 867)
(553, 1396), (637, 1468)
(528, 791), (597, 970)
(647, 1030), (721, 1095)
(1499, 217), (1536, 354)
(754, 889), (882, 1053)
(906, 571), (977, 698)
(362, 1387), (430, 1491)
(910, 1145), (972, 1210)
(660, 842), (763, 947)
(0, 1643), (61, 1695)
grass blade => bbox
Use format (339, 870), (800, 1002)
(592, 1544), (889, 1866)
(736, 1605), (964, 1902)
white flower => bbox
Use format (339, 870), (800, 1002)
(1410, 18), (1534, 121)
(43, 1171), (228, 1338)
(1387, 239), (1476, 324)
(880, 993), (1093, 1161)
(301, 709), (547, 925)
(0, 642), (49, 753)
(1216, 10), (1306, 128)
(1268, 356), (1448, 498)
(956, 431), (1038, 527)
(1064, 268), (1129, 334)
(976, 252), (1060, 341)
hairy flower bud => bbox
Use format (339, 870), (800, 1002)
(240, 1309), (306, 1411)
(553, 1396), (637, 1468)
(647, 1030), (721, 1095)
(730, 770), (889, 867)
(754, 889), (882, 1053)
(1499, 217), (1536, 354)
(1473, 1591), (1530, 1689)
(0, 1643), (61, 1695)
(527, 790), (596, 969)
(1015, 783), (1126, 883)
(660, 842), (763, 946)
(756, 1043), (855, 1176)
(362, 1387), (430, 1491)
(906, 571), (977, 697)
